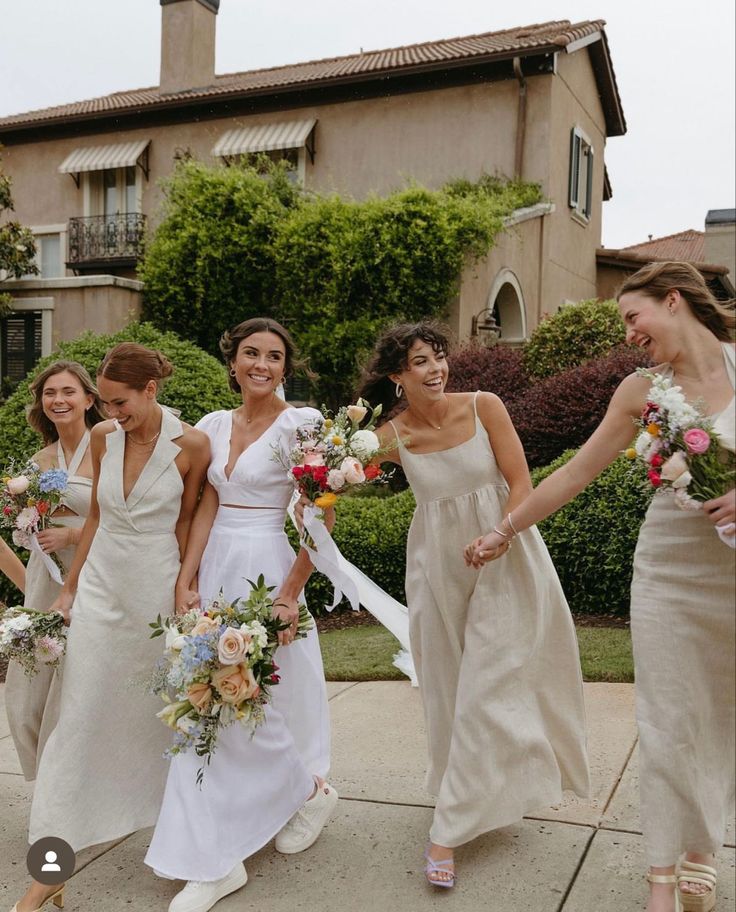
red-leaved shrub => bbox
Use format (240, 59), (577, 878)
(447, 343), (531, 405)
(508, 345), (650, 468)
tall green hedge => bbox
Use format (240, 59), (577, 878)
(523, 299), (629, 379)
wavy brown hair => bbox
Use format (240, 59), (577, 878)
(617, 261), (735, 341)
(27, 360), (106, 444)
(356, 321), (451, 416)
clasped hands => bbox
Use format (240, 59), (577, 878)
(463, 529), (512, 569)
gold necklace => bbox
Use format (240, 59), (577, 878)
(127, 429), (161, 446)
(412, 397), (450, 431)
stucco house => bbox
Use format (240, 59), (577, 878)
(0, 0), (626, 381)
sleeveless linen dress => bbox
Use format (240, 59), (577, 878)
(5, 431), (91, 780)
(146, 407), (330, 882)
(28, 407), (183, 850)
(391, 392), (590, 848)
(631, 343), (736, 866)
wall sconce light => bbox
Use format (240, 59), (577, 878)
(471, 305), (501, 342)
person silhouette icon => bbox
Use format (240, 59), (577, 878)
(41, 850), (61, 873)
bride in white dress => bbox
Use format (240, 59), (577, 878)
(146, 318), (335, 912)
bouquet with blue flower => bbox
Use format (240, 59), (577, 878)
(1, 460), (69, 581)
(149, 575), (312, 785)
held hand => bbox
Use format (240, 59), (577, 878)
(463, 531), (510, 568)
(702, 488), (736, 530)
(175, 585), (200, 616)
(50, 590), (75, 626)
(293, 495), (310, 533)
(272, 593), (300, 647)
(35, 526), (72, 554)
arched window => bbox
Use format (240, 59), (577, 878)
(488, 269), (527, 342)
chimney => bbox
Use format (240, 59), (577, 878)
(160, 0), (219, 95)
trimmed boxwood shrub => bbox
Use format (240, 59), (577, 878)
(0, 323), (238, 608)
(533, 450), (652, 616)
(523, 299), (629, 379)
(509, 345), (650, 468)
(446, 343), (531, 405)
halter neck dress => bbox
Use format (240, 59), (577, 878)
(390, 391), (590, 847)
(146, 407), (330, 883)
(630, 342), (735, 866)
(29, 407), (184, 851)
(5, 431), (91, 780)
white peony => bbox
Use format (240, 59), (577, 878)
(349, 430), (380, 460)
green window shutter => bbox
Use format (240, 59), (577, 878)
(569, 128), (581, 209)
(584, 146), (595, 219)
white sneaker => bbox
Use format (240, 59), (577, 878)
(275, 782), (339, 854)
(168, 862), (247, 912)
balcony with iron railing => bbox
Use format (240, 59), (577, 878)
(67, 213), (146, 272)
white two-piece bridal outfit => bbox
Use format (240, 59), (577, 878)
(146, 408), (330, 882)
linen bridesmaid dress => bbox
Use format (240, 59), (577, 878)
(29, 407), (183, 850)
(146, 407), (330, 882)
(390, 391), (590, 848)
(5, 431), (91, 780)
(631, 342), (735, 866)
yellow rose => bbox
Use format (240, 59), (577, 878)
(191, 615), (220, 637)
(315, 492), (338, 509)
(212, 663), (259, 704)
(187, 682), (213, 713)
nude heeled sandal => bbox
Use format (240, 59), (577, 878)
(677, 861), (717, 912)
(8, 885), (64, 912)
(647, 872), (681, 912)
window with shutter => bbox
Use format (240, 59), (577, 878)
(1, 311), (42, 382)
(568, 126), (594, 223)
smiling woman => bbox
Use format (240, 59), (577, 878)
(470, 262), (735, 912)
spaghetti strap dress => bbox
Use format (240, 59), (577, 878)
(390, 391), (590, 847)
(630, 342), (736, 866)
(28, 408), (183, 851)
(5, 432), (91, 780)
(146, 407), (329, 882)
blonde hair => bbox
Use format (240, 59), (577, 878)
(617, 261), (735, 341)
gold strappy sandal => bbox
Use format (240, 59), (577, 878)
(647, 871), (680, 912)
(677, 860), (717, 912)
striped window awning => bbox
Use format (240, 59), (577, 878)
(59, 140), (151, 175)
(213, 119), (316, 159)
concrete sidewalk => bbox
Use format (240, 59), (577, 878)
(0, 682), (734, 911)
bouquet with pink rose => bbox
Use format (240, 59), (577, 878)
(149, 575), (312, 785)
(0, 604), (67, 676)
(626, 369), (735, 546)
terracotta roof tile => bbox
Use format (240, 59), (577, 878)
(0, 19), (612, 129)
(622, 229), (706, 264)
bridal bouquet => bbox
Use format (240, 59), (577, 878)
(626, 369), (736, 546)
(149, 575), (313, 785)
(276, 399), (385, 509)
(0, 605), (67, 676)
(1, 461), (68, 581)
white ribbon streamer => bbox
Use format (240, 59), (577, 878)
(716, 522), (736, 549)
(289, 499), (417, 685)
(28, 531), (63, 585)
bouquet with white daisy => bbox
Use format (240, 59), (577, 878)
(0, 605), (67, 675)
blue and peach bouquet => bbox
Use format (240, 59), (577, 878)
(149, 575), (313, 784)
(1, 461), (68, 548)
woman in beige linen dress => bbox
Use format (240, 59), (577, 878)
(470, 262), (735, 912)
(4, 360), (103, 780)
(358, 321), (590, 888)
(11, 343), (210, 912)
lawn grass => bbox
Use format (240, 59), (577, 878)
(319, 625), (634, 683)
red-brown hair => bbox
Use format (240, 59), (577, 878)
(97, 342), (174, 391)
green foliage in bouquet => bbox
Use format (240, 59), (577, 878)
(523, 299), (629, 379)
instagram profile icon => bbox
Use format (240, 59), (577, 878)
(26, 836), (75, 886)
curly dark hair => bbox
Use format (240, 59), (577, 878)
(356, 321), (450, 416)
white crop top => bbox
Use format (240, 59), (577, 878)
(196, 407), (321, 509)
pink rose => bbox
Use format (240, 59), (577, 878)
(327, 469), (346, 491)
(217, 628), (247, 665)
(6, 475), (30, 495)
(191, 615), (220, 637)
(682, 428), (711, 455)
(340, 457), (365, 485)
(212, 663), (259, 704)
(660, 451), (689, 482)
(187, 682), (213, 713)
(303, 450), (325, 467)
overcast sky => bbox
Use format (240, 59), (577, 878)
(1, 0), (734, 248)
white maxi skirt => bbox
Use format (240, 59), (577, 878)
(146, 507), (330, 881)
